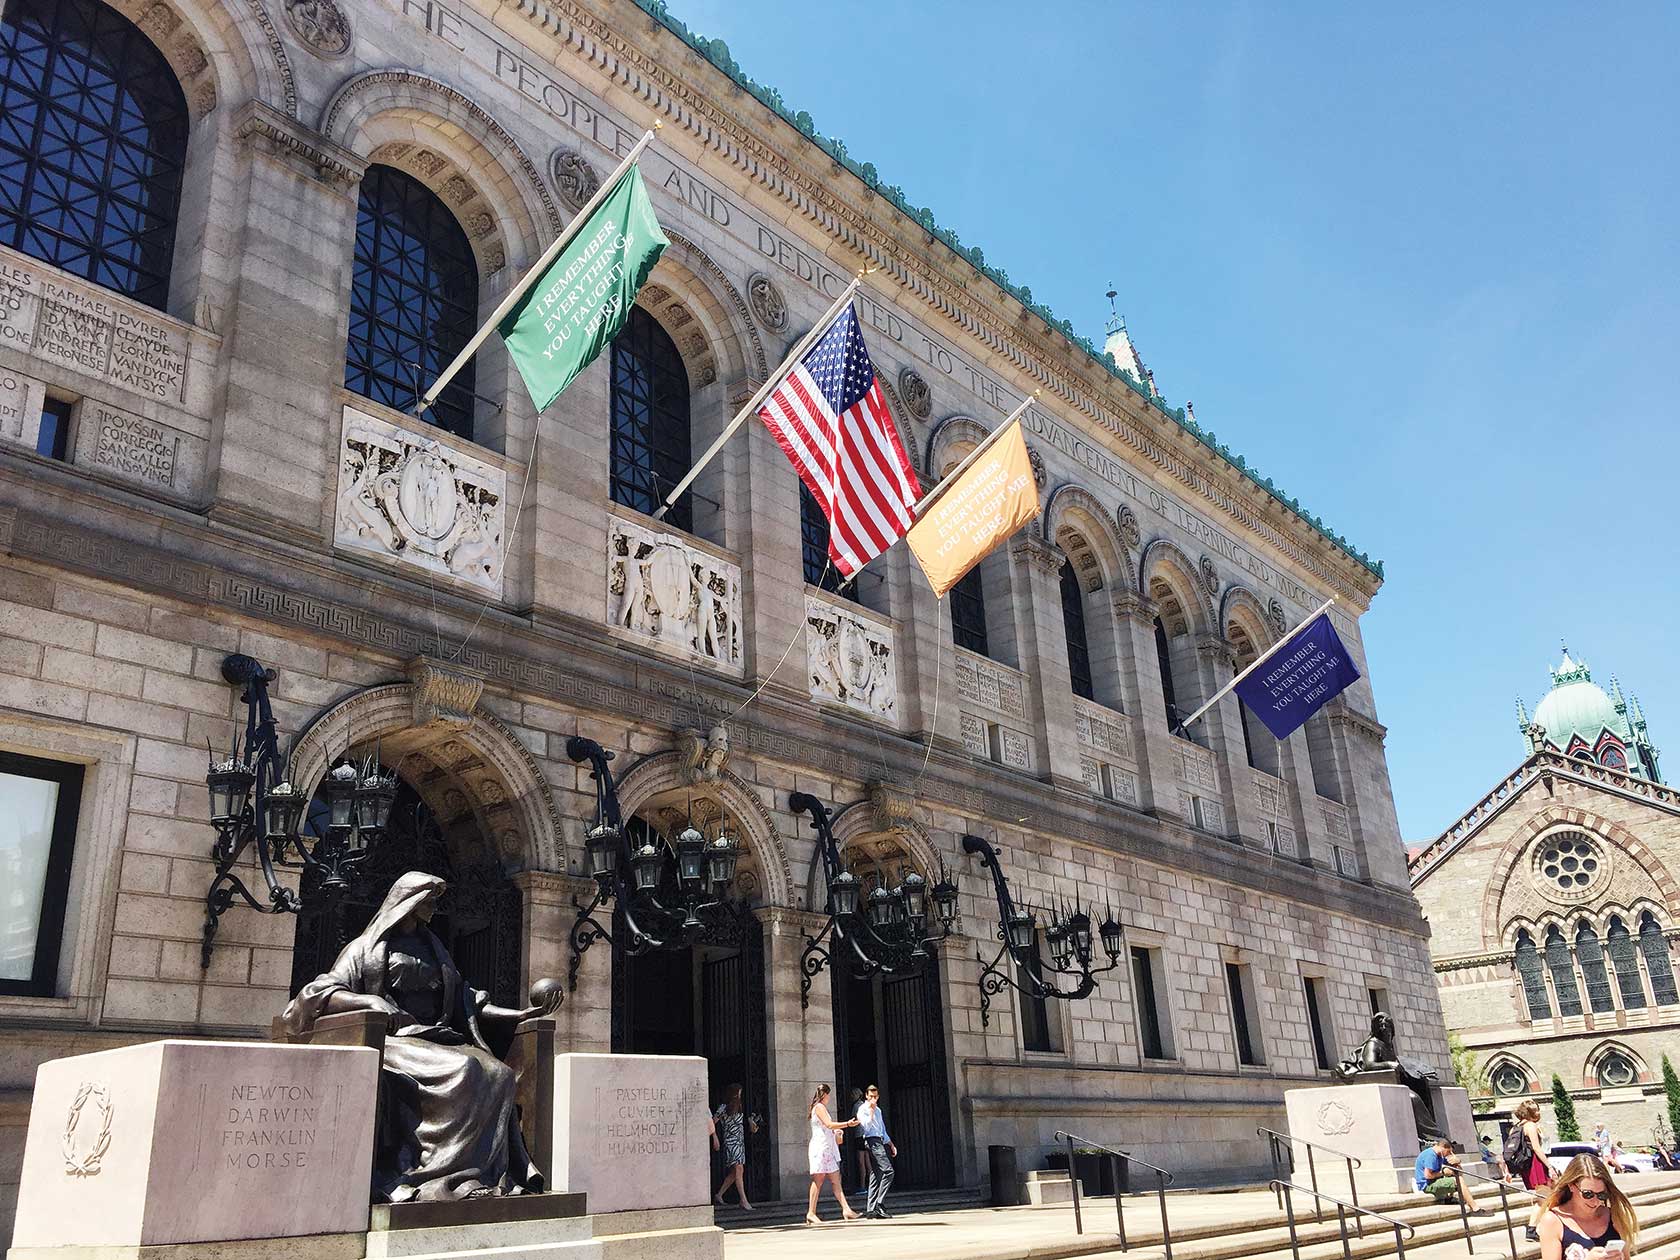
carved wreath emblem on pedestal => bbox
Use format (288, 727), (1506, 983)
(62, 1082), (114, 1177)
(284, 0), (352, 57)
(1315, 1100), (1355, 1137)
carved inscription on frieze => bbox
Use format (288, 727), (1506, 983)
(89, 404), (179, 487)
(0, 252), (189, 402)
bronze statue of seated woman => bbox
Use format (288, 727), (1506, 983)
(1332, 1011), (1443, 1141)
(282, 871), (560, 1202)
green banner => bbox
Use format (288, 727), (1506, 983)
(498, 163), (668, 412)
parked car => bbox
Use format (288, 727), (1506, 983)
(1616, 1150), (1656, 1174)
(1546, 1142), (1599, 1174)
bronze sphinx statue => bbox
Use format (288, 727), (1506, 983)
(282, 872), (560, 1202)
(1332, 1011), (1443, 1141)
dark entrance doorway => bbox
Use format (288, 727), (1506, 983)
(289, 778), (524, 1009)
(831, 957), (956, 1192)
(611, 885), (771, 1202)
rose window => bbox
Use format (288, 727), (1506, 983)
(1533, 831), (1607, 900)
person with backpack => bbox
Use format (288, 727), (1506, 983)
(1507, 1100), (1554, 1241)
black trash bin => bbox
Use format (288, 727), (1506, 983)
(988, 1144), (1020, 1206)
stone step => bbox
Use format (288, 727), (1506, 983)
(713, 1185), (985, 1230)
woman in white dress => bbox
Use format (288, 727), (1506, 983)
(805, 1083), (860, 1224)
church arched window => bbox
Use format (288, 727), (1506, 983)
(345, 165), (479, 440)
(0, 0), (188, 310)
(1599, 746), (1627, 770)
(1153, 616), (1181, 733)
(1543, 924), (1583, 1016)
(1606, 916), (1646, 1009)
(1639, 911), (1679, 1006)
(610, 305), (692, 532)
(1596, 1049), (1639, 1089)
(1489, 1060), (1530, 1097)
(1060, 562), (1094, 701)
(1574, 920), (1615, 1014)
(1514, 928), (1550, 1020)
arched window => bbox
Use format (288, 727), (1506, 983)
(1606, 916), (1646, 1009)
(799, 483), (854, 598)
(1599, 745), (1627, 770)
(1154, 616), (1181, 733)
(1514, 929), (1550, 1019)
(1544, 924), (1583, 1017)
(344, 165), (479, 440)
(610, 305), (692, 531)
(1596, 1049), (1638, 1089)
(1060, 562), (1094, 701)
(0, 0), (188, 310)
(949, 566), (989, 657)
(1575, 920), (1615, 1014)
(1489, 1061), (1529, 1097)
(1639, 911), (1678, 1006)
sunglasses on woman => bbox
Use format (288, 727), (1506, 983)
(1574, 1186), (1609, 1202)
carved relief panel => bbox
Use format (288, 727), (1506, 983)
(606, 513), (743, 676)
(806, 595), (897, 723)
(334, 405), (507, 597)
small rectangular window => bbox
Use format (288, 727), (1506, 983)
(1368, 984), (1390, 1016)
(949, 566), (989, 657)
(1303, 976), (1333, 1071)
(37, 398), (72, 461)
(0, 751), (85, 997)
(1226, 961), (1265, 1066)
(1131, 945), (1171, 1060)
(1018, 938), (1061, 1054)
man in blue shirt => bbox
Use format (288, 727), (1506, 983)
(855, 1085), (897, 1218)
(1414, 1138), (1481, 1210)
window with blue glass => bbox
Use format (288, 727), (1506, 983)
(1060, 562), (1094, 701)
(1155, 617), (1182, 733)
(0, 0), (188, 310)
(609, 305), (692, 532)
(344, 165), (479, 441)
(948, 566), (989, 657)
(799, 482), (857, 599)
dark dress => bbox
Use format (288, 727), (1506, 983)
(1552, 1209), (1619, 1250)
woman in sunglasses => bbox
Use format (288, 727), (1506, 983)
(1535, 1153), (1638, 1259)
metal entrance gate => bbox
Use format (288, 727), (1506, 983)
(831, 957), (956, 1191)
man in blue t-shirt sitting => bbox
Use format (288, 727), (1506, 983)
(1414, 1139), (1481, 1210)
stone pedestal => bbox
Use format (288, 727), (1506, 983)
(8, 1039), (379, 1254)
(545, 1054), (711, 1215)
(1021, 1170), (1074, 1205)
(1283, 1083), (1488, 1196)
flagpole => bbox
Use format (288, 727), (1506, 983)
(416, 128), (659, 416)
(650, 275), (863, 522)
(1172, 595), (1337, 735)
(910, 391), (1038, 517)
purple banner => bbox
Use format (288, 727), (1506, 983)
(1233, 613), (1361, 740)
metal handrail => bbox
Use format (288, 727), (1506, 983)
(1270, 1180), (1415, 1260)
(1053, 1130), (1175, 1259)
(1258, 1126), (1364, 1231)
(1443, 1163), (1544, 1256)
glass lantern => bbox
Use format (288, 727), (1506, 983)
(1099, 915), (1123, 959)
(586, 822), (622, 880)
(900, 870), (927, 922)
(355, 764), (398, 835)
(829, 869), (861, 918)
(706, 834), (739, 888)
(631, 841), (664, 893)
(1005, 910), (1037, 954)
(322, 761), (359, 832)
(261, 780), (308, 842)
(675, 826), (706, 887)
(1046, 923), (1072, 969)
(207, 759), (255, 827)
(931, 877), (959, 925)
(866, 885), (896, 930)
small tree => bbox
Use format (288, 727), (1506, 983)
(1448, 1032), (1485, 1096)
(1551, 1074), (1582, 1142)
(1664, 1054), (1680, 1144)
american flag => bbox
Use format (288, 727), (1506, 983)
(757, 304), (921, 576)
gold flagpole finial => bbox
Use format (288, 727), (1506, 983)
(652, 119), (664, 131)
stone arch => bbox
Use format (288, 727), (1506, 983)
(1221, 585), (1276, 663)
(926, 415), (989, 479)
(872, 376), (924, 481)
(804, 798), (943, 909)
(1583, 1038), (1649, 1088)
(1043, 483), (1128, 593)
(609, 750), (793, 909)
(1483, 1050), (1538, 1096)
(634, 245), (756, 398)
(663, 231), (767, 387)
(1138, 537), (1214, 636)
(321, 70), (560, 273)
(1481, 805), (1680, 948)
(108, 0), (288, 120)
(285, 682), (565, 874)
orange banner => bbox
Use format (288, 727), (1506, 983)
(906, 420), (1041, 598)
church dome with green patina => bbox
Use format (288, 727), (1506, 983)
(1517, 645), (1663, 783)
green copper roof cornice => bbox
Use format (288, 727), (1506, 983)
(628, 0), (1383, 581)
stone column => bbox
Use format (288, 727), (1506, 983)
(761, 907), (836, 1201)
(1329, 707), (1410, 888)
(530, 351), (612, 627)
(1007, 536), (1084, 789)
(1111, 590), (1169, 814)
(516, 871), (613, 1053)
(210, 111), (366, 541)
(1192, 633), (1252, 841)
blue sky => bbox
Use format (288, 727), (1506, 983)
(668, 0), (1679, 840)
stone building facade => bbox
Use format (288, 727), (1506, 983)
(1411, 651), (1680, 1146)
(0, 0), (1441, 1229)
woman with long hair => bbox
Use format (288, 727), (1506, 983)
(805, 1083), (860, 1225)
(1517, 1100), (1555, 1241)
(712, 1083), (760, 1210)
(1535, 1153), (1637, 1258)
